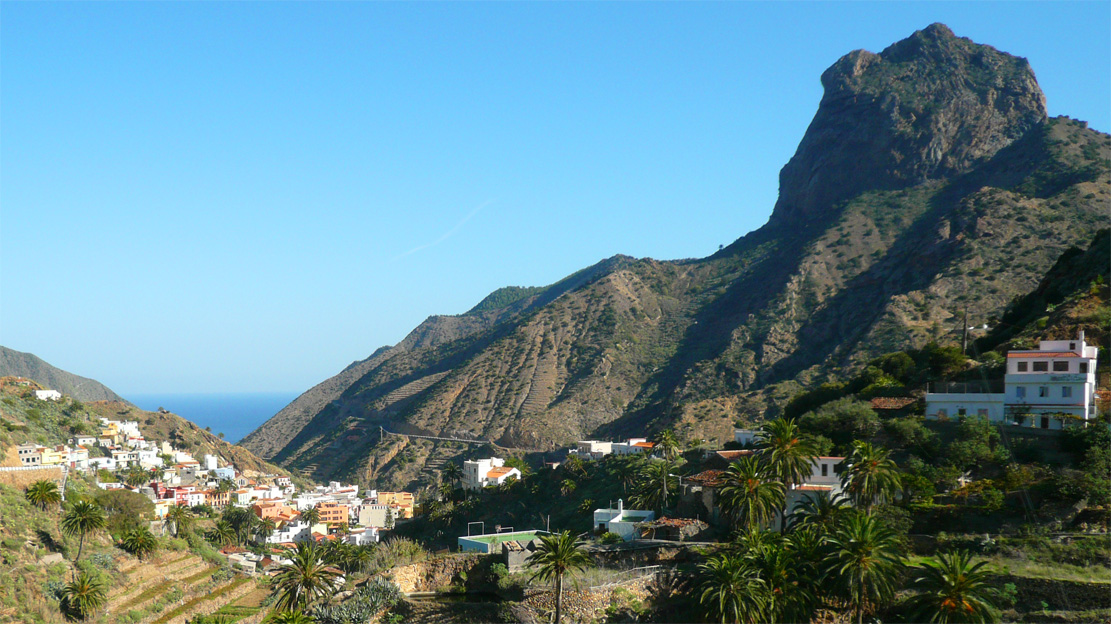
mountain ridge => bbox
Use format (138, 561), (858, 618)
(242, 24), (1110, 491)
(0, 346), (130, 404)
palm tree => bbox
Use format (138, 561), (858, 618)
(212, 519), (237, 547)
(259, 518), (277, 541)
(717, 457), (785, 531)
(756, 418), (816, 530)
(698, 551), (768, 624)
(272, 541), (341, 612)
(822, 514), (903, 624)
(119, 526), (159, 561)
(559, 479), (577, 497)
(631, 459), (678, 514)
(787, 491), (849, 533)
(840, 441), (901, 514)
(442, 462), (463, 490)
(165, 504), (193, 538)
(609, 455), (643, 494)
(61, 500), (106, 564)
(124, 466), (149, 488)
(60, 571), (107, 620)
(653, 429), (681, 462)
(526, 530), (593, 624)
(742, 533), (818, 624)
(26, 480), (62, 511)
(299, 506), (322, 527)
(907, 550), (1000, 623)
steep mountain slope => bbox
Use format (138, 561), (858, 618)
(240, 255), (633, 458)
(0, 346), (130, 404)
(244, 24), (1111, 490)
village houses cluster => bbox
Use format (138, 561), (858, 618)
(17, 414), (417, 555)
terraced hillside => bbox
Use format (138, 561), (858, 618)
(244, 24), (1111, 492)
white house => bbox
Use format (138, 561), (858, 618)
(18, 443), (42, 466)
(612, 439), (656, 456)
(265, 520), (314, 544)
(570, 441), (612, 460)
(733, 430), (758, 447)
(593, 499), (655, 541)
(35, 390), (62, 401)
(926, 333), (1099, 430)
(88, 457), (117, 471)
(345, 527), (380, 546)
(462, 458), (522, 490)
(204, 454), (218, 471)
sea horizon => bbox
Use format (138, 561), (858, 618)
(126, 391), (299, 444)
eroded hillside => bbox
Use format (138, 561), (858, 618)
(244, 24), (1111, 491)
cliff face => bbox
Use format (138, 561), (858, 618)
(242, 25), (1110, 491)
(772, 23), (1046, 227)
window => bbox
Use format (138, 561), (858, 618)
(1017, 362), (1028, 372)
(958, 408), (967, 416)
(1053, 361), (1069, 372)
(936, 408), (948, 418)
(1039, 386), (1049, 397)
(1033, 362), (1048, 372)
(1080, 363), (1089, 374)
(821, 464), (828, 477)
(1016, 387), (1026, 399)
(1062, 386), (1073, 398)
(1070, 342), (1076, 350)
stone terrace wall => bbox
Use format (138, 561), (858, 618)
(390, 554), (486, 593)
(998, 574), (1111, 612)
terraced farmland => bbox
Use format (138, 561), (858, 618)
(103, 550), (271, 624)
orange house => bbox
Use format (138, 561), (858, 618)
(205, 489), (231, 507)
(316, 502), (350, 526)
(253, 501), (297, 521)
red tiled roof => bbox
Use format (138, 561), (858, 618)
(796, 485), (834, 492)
(686, 469), (728, 488)
(648, 516), (709, 528)
(715, 450), (754, 461)
(487, 467), (517, 478)
(633, 442), (656, 448)
(870, 397), (917, 410)
(1007, 352), (1079, 358)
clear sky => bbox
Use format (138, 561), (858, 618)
(2, 2), (1108, 395)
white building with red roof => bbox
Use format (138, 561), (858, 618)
(462, 457), (522, 490)
(926, 333), (1099, 430)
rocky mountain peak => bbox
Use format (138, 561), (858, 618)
(771, 24), (1047, 228)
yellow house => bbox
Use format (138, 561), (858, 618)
(39, 445), (70, 466)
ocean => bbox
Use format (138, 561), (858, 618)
(127, 392), (299, 444)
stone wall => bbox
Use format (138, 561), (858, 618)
(521, 574), (655, 623)
(997, 574), (1111, 612)
(389, 554), (486, 593)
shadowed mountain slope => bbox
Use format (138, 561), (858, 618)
(242, 24), (1111, 490)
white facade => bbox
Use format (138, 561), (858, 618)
(345, 527), (380, 546)
(593, 499), (655, 541)
(203, 454), (218, 471)
(18, 444), (41, 466)
(926, 333), (1099, 430)
(733, 430), (757, 446)
(570, 441), (612, 460)
(612, 438), (654, 456)
(35, 390), (62, 401)
(463, 457), (513, 490)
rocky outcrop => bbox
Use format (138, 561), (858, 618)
(771, 23), (1047, 228)
(244, 25), (1109, 490)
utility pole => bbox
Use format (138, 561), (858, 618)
(961, 306), (969, 355)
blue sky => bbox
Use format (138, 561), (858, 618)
(2, 2), (1108, 395)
